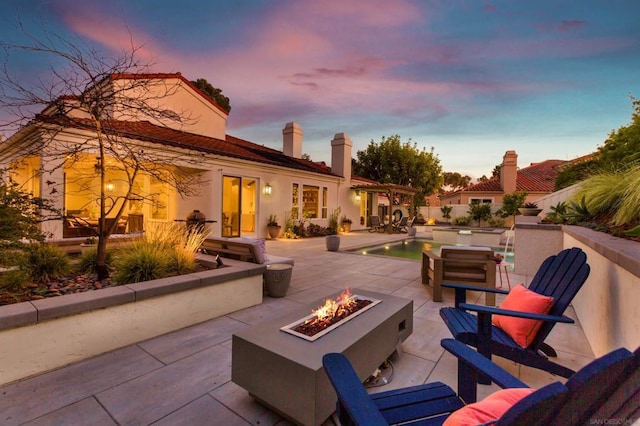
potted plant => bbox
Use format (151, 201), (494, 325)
(518, 202), (542, 217)
(407, 217), (417, 237)
(326, 208), (341, 251)
(267, 214), (281, 239)
(340, 216), (352, 233)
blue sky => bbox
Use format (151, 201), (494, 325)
(1, 0), (639, 178)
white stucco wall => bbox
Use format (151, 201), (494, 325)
(565, 233), (640, 356)
(113, 77), (228, 140)
(0, 274), (262, 386)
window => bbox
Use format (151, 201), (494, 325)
(321, 187), (328, 219)
(302, 185), (319, 218)
(150, 178), (168, 220)
(470, 198), (493, 204)
(291, 183), (299, 219)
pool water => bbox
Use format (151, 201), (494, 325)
(358, 239), (515, 268)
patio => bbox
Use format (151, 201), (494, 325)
(0, 230), (595, 425)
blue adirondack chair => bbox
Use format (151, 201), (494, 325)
(322, 339), (640, 426)
(440, 247), (590, 379)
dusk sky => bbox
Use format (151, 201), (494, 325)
(1, 1), (639, 178)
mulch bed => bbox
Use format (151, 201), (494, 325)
(0, 271), (119, 306)
(0, 262), (212, 307)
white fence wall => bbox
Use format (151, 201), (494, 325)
(420, 183), (583, 224)
(534, 183), (582, 214)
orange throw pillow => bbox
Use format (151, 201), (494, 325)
(444, 388), (535, 426)
(492, 284), (554, 348)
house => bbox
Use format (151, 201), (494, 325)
(439, 150), (567, 206)
(0, 72), (401, 240)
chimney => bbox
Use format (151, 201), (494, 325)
(283, 122), (303, 158)
(500, 150), (518, 194)
(331, 133), (352, 181)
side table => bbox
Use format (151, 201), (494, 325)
(264, 264), (293, 297)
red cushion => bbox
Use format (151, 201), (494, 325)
(444, 388), (535, 425)
(492, 284), (554, 348)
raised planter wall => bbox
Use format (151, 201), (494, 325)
(0, 257), (265, 386)
(513, 222), (563, 276)
(563, 226), (640, 357)
(432, 227), (504, 247)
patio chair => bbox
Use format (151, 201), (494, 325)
(392, 216), (409, 233)
(422, 246), (497, 305)
(322, 339), (640, 426)
(368, 215), (385, 233)
(440, 247), (590, 380)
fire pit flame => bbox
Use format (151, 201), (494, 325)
(308, 288), (356, 325)
(280, 289), (382, 341)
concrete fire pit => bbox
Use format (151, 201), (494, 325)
(231, 289), (413, 425)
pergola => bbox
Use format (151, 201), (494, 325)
(351, 183), (419, 234)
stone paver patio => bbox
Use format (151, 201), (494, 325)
(0, 230), (595, 425)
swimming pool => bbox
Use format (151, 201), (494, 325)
(356, 239), (515, 268)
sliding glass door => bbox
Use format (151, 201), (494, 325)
(222, 176), (257, 237)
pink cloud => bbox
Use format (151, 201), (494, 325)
(56, 2), (164, 62)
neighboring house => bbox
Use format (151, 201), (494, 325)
(0, 72), (396, 240)
(440, 150), (567, 205)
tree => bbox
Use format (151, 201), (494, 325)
(352, 135), (442, 205)
(0, 23), (206, 279)
(443, 172), (472, 191)
(0, 179), (59, 265)
(596, 94), (640, 170)
(190, 78), (231, 113)
(554, 95), (639, 190)
(491, 165), (501, 179)
(496, 191), (527, 223)
(554, 157), (600, 190)
(467, 201), (492, 227)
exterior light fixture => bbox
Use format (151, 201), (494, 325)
(105, 182), (115, 192)
(264, 183), (272, 195)
(355, 190), (361, 202)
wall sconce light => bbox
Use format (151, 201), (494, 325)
(355, 190), (361, 202)
(105, 182), (115, 192)
(264, 183), (272, 195)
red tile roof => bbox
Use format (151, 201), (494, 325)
(461, 159), (567, 193)
(35, 115), (336, 176)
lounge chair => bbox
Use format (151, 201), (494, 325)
(440, 247), (590, 379)
(322, 338), (640, 426)
(368, 215), (385, 233)
(392, 216), (409, 233)
(422, 246), (497, 304)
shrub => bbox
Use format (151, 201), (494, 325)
(114, 223), (208, 283)
(21, 244), (70, 283)
(467, 201), (492, 227)
(77, 247), (114, 274)
(440, 206), (452, 220)
(452, 216), (471, 226)
(0, 268), (29, 294)
(496, 191), (527, 219)
(327, 207), (341, 235)
(114, 241), (172, 284)
(573, 172), (625, 219)
(488, 217), (505, 227)
(171, 227), (208, 275)
(612, 165), (640, 226)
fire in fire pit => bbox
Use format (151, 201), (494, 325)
(280, 289), (382, 341)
